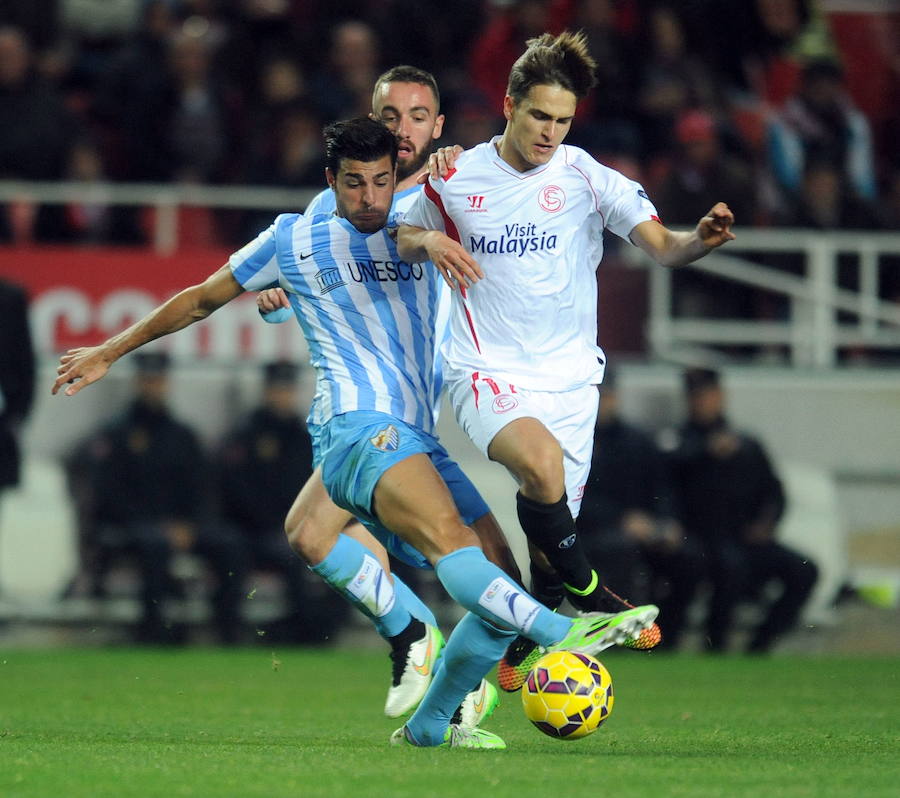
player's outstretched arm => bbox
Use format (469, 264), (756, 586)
(397, 224), (483, 289)
(53, 264), (244, 397)
(631, 202), (735, 268)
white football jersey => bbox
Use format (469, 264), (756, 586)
(403, 137), (659, 391)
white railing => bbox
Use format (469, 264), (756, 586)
(3, 180), (899, 367)
(623, 229), (900, 367)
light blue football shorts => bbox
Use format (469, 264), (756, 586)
(310, 411), (490, 569)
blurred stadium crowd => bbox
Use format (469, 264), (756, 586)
(0, 0), (898, 246)
(1, 1), (897, 650)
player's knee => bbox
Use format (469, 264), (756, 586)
(516, 445), (565, 501)
(283, 504), (332, 564)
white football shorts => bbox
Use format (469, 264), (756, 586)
(446, 370), (600, 519)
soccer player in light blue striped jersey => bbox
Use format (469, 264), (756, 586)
(259, 66), (520, 727)
(53, 118), (657, 750)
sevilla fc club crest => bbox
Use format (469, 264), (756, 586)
(492, 394), (519, 414)
(539, 185), (565, 212)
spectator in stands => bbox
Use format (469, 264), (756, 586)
(666, 368), (818, 653)
(310, 20), (382, 121)
(0, 25), (77, 242)
(91, 0), (177, 242)
(467, 0), (561, 112)
(93, 0), (177, 184)
(56, 137), (114, 244)
(0, 278), (35, 592)
(656, 109), (759, 227)
(567, 0), (639, 155)
(216, 360), (345, 644)
(768, 58), (876, 207)
(165, 27), (232, 184)
(780, 157), (875, 230)
(634, 5), (718, 159)
(71, 352), (246, 644)
(577, 370), (703, 650)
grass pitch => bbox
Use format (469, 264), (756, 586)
(1, 647), (897, 798)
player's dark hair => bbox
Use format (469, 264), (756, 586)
(373, 65), (441, 111)
(507, 30), (598, 103)
(323, 117), (399, 174)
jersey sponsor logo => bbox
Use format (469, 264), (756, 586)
(316, 267), (346, 294)
(299, 251), (315, 260)
(558, 533), (577, 549)
(466, 194), (487, 213)
(492, 394), (519, 414)
(370, 424), (400, 452)
(469, 223), (558, 258)
(347, 259), (424, 283)
(638, 189), (650, 200)
(539, 184), (565, 213)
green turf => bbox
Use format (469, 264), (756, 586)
(1, 648), (897, 798)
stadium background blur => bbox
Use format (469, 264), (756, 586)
(0, 0), (897, 651)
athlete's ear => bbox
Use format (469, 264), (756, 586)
(502, 94), (515, 122)
(432, 113), (445, 140)
(325, 167), (336, 189)
(368, 111), (377, 121)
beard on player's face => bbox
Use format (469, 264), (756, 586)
(395, 138), (432, 182)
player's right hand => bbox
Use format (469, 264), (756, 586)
(424, 231), (483, 289)
(52, 346), (114, 396)
(257, 287), (290, 313)
(420, 145), (463, 183)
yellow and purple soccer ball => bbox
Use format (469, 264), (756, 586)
(521, 651), (614, 739)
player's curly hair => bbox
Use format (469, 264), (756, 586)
(323, 117), (399, 174)
(372, 65), (441, 112)
(507, 30), (598, 103)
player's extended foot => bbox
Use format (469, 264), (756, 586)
(390, 724), (507, 750)
(457, 679), (500, 729)
(548, 605), (659, 659)
(384, 623), (445, 718)
(496, 636), (543, 693)
(567, 582), (663, 652)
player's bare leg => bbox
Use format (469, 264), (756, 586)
(285, 469), (444, 717)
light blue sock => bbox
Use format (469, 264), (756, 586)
(434, 547), (571, 647)
(405, 612), (514, 746)
(391, 575), (438, 629)
(310, 533), (412, 638)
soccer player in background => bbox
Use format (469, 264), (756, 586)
(54, 117), (658, 749)
(398, 31), (736, 690)
(257, 65), (519, 726)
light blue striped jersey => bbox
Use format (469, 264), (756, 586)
(230, 213), (442, 434)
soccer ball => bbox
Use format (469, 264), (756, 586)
(521, 650), (614, 739)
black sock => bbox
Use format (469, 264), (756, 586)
(387, 617), (426, 654)
(528, 560), (567, 611)
(516, 491), (594, 592)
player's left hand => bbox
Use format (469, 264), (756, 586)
(419, 145), (463, 183)
(696, 202), (735, 249)
(52, 345), (115, 396)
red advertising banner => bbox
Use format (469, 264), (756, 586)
(0, 246), (304, 359)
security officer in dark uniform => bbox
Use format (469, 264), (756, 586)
(78, 352), (246, 644)
(216, 360), (345, 644)
(0, 278), (35, 589)
(577, 370), (704, 650)
(667, 368), (818, 652)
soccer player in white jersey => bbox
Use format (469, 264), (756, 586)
(398, 31), (735, 690)
(53, 117), (658, 750)
(258, 66), (521, 727)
